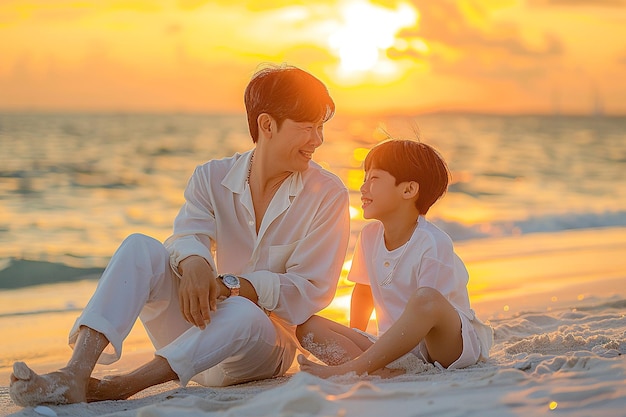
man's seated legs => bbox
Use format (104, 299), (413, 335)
(10, 233), (183, 406)
(160, 296), (288, 387)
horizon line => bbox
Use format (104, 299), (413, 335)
(0, 109), (624, 118)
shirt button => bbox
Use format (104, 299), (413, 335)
(384, 261), (390, 267)
(248, 220), (254, 226)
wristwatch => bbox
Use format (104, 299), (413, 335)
(219, 274), (240, 297)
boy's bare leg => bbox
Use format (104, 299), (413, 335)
(87, 355), (178, 402)
(296, 316), (403, 378)
(9, 326), (109, 406)
(296, 315), (372, 365)
(298, 287), (462, 378)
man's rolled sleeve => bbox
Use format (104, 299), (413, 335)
(239, 270), (280, 311)
(165, 235), (217, 278)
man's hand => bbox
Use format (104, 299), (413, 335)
(178, 256), (217, 329)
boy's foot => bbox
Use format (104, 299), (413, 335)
(371, 367), (405, 378)
(298, 354), (405, 379)
(9, 362), (87, 407)
(297, 354), (350, 379)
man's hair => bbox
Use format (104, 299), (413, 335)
(364, 139), (450, 215)
(244, 64), (335, 143)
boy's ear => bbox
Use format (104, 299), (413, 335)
(257, 113), (273, 138)
(402, 181), (419, 200)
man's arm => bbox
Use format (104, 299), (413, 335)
(177, 256), (217, 329)
(166, 164), (221, 328)
(178, 256), (261, 330)
(216, 275), (259, 304)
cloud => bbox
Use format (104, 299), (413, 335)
(176, 0), (337, 12)
(177, 0), (211, 10)
(529, 0), (626, 7)
(387, 1), (564, 81)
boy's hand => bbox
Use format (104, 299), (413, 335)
(178, 255), (218, 329)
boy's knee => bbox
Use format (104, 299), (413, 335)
(295, 315), (320, 342)
(409, 287), (446, 313)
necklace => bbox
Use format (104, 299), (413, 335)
(246, 151), (255, 184)
(378, 219), (419, 286)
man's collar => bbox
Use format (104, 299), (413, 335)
(221, 150), (254, 194)
(221, 150), (304, 197)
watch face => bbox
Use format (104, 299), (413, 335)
(223, 274), (240, 288)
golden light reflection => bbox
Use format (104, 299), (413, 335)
(330, 294), (351, 311)
(352, 147), (369, 163)
(347, 169), (365, 192)
(342, 259), (352, 274)
(328, 1), (418, 79)
(321, 294), (351, 324)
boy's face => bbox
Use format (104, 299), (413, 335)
(360, 168), (405, 221)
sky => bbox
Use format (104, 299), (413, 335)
(1, 0), (625, 115)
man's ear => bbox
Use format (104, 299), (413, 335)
(403, 181), (419, 200)
(257, 113), (273, 139)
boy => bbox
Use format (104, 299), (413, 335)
(297, 139), (492, 378)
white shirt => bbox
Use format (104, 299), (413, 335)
(348, 216), (474, 335)
(164, 150), (350, 326)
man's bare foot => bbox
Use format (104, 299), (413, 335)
(9, 362), (87, 407)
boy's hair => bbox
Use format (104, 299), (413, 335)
(364, 139), (450, 215)
(244, 64), (335, 143)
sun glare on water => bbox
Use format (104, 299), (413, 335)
(329, 1), (418, 78)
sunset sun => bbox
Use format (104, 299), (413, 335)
(328, 1), (418, 78)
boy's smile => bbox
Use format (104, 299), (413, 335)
(360, 168), (404, 221)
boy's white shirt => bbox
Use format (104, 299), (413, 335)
(348, 216), (475, 335)
(164, 150), (351, 326)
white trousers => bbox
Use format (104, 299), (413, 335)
(69, 234), (295, 386)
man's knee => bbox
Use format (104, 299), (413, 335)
(120, 233), (168, 260)
(224, 297), (274, 339)
(122, 233), (162, 250)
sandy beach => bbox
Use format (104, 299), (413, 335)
(2, 226), (625, 417)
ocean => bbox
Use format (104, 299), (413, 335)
(1, 112), (625, 372)
(2, 112), (624, 275)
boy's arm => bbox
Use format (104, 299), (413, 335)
(349, 283), (374, 331)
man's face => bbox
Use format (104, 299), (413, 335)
(270, 118), (325, 173)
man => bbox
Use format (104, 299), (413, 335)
(10, 64), (350, 406)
